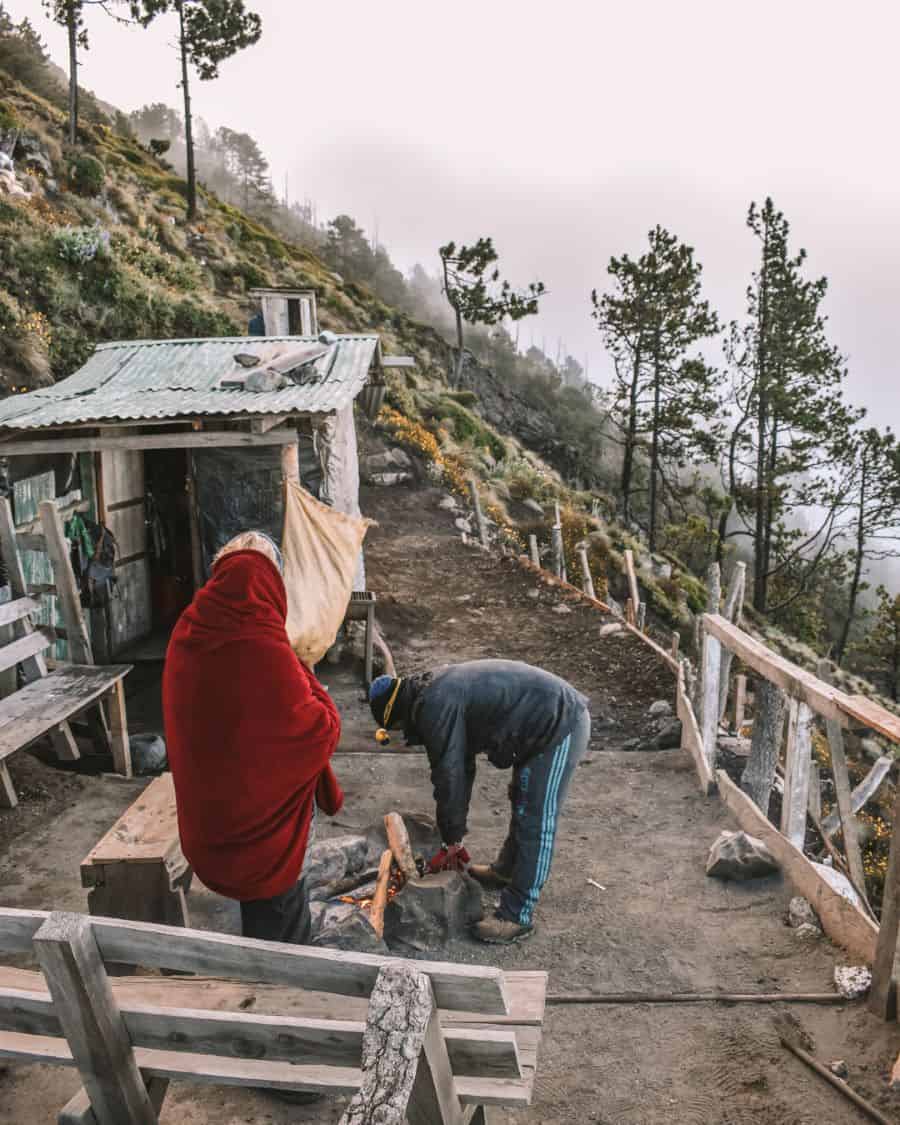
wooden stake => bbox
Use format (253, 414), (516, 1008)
(577, 547), (595, 600)
(781, 699), (814, 849)
(870, 780), (900, 1020)
(733, 674), (747, 733)
(369, 849), (393, 940)
(700, 629), (722, 772)
(624, 598), (635, 627)
(670, 632), (680, 660)
(624, 549), (640, 616)
(636, 603), (646, 633)
(528, 534), (539, 568)
(384, 812), (419, 882)
(779, 1035), (894, 1125)
(468, 480), (489, 548)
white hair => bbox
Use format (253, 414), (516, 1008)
(213, 531), (281, 571)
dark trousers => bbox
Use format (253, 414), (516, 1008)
(495, 707), (591, 926)
(240, 875), (312, 944)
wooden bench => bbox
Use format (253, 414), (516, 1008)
(0, 907), (546, 1124)
(80, 774), (191, 928)
(0, 498), (133, 807)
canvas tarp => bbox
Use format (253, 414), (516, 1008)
(282, 480), (373, 668)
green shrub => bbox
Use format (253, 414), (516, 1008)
(68, 153), (105, 197)
(0, 103), (21, 132)
(54, 225), (109, 266)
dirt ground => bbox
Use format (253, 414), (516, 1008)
(2, 480), (900, 1123)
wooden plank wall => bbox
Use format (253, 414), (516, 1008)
(99, 449), (151, 655)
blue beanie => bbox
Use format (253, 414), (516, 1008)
(369, 675), (394, 704)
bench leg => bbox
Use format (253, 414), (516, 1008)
(50, 722), (81, 762)
(0, 762), (17, 808)
(60, 1078), (168, 1125)
(107, 681), (132, 778)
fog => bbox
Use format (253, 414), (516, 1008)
(15, 0), (899, 424)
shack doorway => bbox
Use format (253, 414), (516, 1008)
(144, 448), (194, 635)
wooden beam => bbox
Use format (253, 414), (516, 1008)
(0, 428), (299, 456)
(106, 679), (132, 778)
(0, 911), (510, 1015)
(703, 615), (848, 724)
(839, 694), (900, 745)
(733, 674), (747, 733)
(716, 771), (879, 965)
(781, 699), (814, 849)
(871, 779), (900, 1019)
(821, 756), (893, 838)
(59, 1078), (169, 1125)
(717, 562), (746, 722)
(676, 665), (716, 796)
(250, 415), (291, 435)
(39, 501), (92, 665)
(33, 913), (157, 1125)
(527, 535), (539, 568)
(623, 549), (640, 613)
(0, 629), (53, 674)
(576, 547), (595, 601)
(468, 480), (489, 549)
(407, 977), (466, 1125)
(0, 596), (42, 629)
(700, 629), (722, 772)
(369, 849), (393, 941)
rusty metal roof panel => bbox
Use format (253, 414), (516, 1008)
(0, 336), (381, 430)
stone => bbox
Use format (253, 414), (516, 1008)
(370, 471), (412, 486)
(788, 896), (820, 930)
(383, 870), (483, 954)
(366, 450), (409, 473)
(706, 831), (779, 881)
(130, 733), (167, 775)
(794, 923), (821, 942)
(811, 862), (862, 909)
(860, 737), (883, 763)
(245, 369), (287, 393)
(438, 495), (459, 511)
(834, 965), (872, 999)
(527, 589), (540, 599)
(552, 603), (572, 614)
(303, 835), (368, 888)
(648, 700), (672, 718)
(522, 498), (544, 516)
(0, 152), (10, 172)
(389, 448), (412, 468)
(313, 902), (388, 954)
(599, 623), (623, 638)
(829, 1060), (849, 1080)
(454, 517), (472, 532)
(654, 718), (682, 750)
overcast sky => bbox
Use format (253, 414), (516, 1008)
(16, 0), (900, 422)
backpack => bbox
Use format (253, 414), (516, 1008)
(66, 514), (119, 609)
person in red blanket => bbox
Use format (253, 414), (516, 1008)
(163, 530), (343, 945)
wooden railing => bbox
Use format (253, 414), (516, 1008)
(678, 611), (900, 1020)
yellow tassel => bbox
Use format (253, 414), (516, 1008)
(375, 728), (391, 745)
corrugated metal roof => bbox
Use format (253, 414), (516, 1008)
(0, 335), (381, 431)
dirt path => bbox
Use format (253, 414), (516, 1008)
(1, 481), (900, 1123)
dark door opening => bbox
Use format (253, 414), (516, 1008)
(144, 448), (194, 632)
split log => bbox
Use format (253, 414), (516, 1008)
(338, 964), (436, 1125)
(740, 679), (788, 815)
(369, 849), (393, 940)
(384, 812), (419, 882)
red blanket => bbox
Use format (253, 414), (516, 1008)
(163, 550), (342, 901)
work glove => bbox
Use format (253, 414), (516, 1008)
(428, 844), (471, 873)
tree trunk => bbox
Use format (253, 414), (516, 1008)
(178, 2), (197, 221)
(752, 226), (770, 613)
(648, 347), (661, 552)
(836, 457), (867, 666)
(452, 306), (465, 388)
(740, 679), (787, 815)
(621, 346), (641, 524)
(760, 417), (778, 611)
(66, 2), (78, 145)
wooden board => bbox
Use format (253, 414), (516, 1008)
(83, 774), (180, 867)
(0, 429), (300, 456)
(677, 674), (717, 796)
(839, 694), (900, 745)
(703, 615), (847, 724)
(0, 628), (52, 674)
(0, 665), (130, 760)
(0, 910), (509, 1016)
(0, 596), (42, 629)
(716, 770), (879, 964)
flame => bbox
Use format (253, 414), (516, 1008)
(338, 872), (403, 913)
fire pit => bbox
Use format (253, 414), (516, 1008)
(307, 812), (483, 954)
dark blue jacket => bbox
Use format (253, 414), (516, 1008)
(409, 659), (589, 845)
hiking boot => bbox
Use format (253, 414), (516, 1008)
(468, 863), (512, 889)
(472, 914), (534, 945)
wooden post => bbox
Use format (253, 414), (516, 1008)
(339, 964), (463, 1125)
(740, 680), (787, 815)
(185, 459), (204, 591)
(577, 547), (595, 600)
(624, 598), (635, 626)
(107, 679), (132, 778)
(706, 561), (721, 614)
(33, 912), (157, 1125)
(636, 602), (646, 632)
(624, 549), (640, 616)
(700, 628), (722, 771)
(60, 1079), (169, 1125)
(670, 632), (680, 660)
(468, 480), (489, 549)
(733, 674), (747, 733)
(552, 502), (566, 582)
(717, 562), (746, 722)
(781, 699), (814, 849)
(808, 764), (822, 823)
(871, 782), (900, 1019)
(817, 661), (867, 908)
(528, 534), (540, 568)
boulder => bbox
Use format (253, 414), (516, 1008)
(552, 603), (572, 614)
(788, 896), (820, 930)
(438, 495), (459, 511)
(454, 517), (472, 533)
(860, 737), (883, 763)
(370, 471), (412, 486)
(383, 870), (483, 954)
(829, 1060), (849, 1080)
(648, 700), (672, 718)
(599, 623), (623, 638)
(654, 718), (683, 750)
(14, 135), (53, 178)
(303, 835), (368, 888)
(706, 831), (779, 881)
(366, 449), (410, 473)
(834, 965), (872, 1000)
(794, 923), (821, 942)
(130, 734), (167, 775)
(313, 902), (388, 954)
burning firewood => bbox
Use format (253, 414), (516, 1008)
(383, 812), (419, 882)
(369, 849), (394, 939)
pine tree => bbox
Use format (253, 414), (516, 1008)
(591, 226), (721, 549)
(721, 198), (861, 613)
(834, 427), (900, 664)
(439, 238), (544, 387)
(129, 0), (261, 220)
(851, 586), (900, 701)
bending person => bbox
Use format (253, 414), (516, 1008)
(369, 658), (590, 944)
(164, 530), (343, 945)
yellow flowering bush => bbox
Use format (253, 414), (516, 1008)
(20, 311), (52, 348)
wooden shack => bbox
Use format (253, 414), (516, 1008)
(0, 332), (386, 660)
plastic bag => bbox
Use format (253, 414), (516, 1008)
(282, 481), (373, 668)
